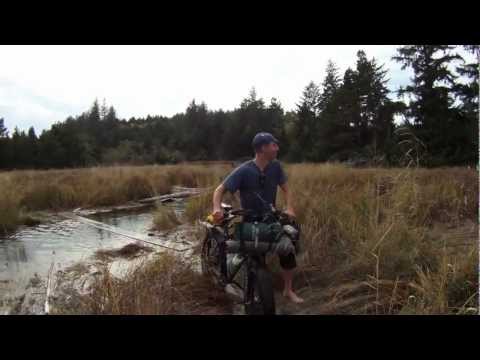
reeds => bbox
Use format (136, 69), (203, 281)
(0, 164), (230, 234)
(184, 163), (479, 314)
(53, 252), (232, 315)
(152, 205), (182, 231)
(5, 162), (477, 314)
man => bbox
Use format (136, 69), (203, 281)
(211, 132), (304, 303)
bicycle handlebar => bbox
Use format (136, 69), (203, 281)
(225, 207), (292, 223)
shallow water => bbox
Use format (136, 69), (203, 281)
(0, 198), (188, 308)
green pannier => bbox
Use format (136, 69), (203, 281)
(230, 221), (283, 253)
(225, 222), (295, 256)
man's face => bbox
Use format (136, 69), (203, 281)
(261, 142), (279, 160)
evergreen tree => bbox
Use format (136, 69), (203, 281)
(455, 45), (479, 115)
(100, 105), (119, 149)
(267, 98), (288, 157)
(100, 98), (108, 120)
(37, 130), (65, 168)
(291, 82), (320, 161)
(355, 50), (392, 158)
(393, 45), (465, 165)
(0, 118), (10, 168)
(0, 118), (7, 138)
(315, 61), (344, 161)
(26, 126), (38, 168)
(183, 100), (210, 160)
(1, 44), (475, 172)
(450, 45), (479, 165)
(86, 99), (102, 161)
(318, 60), (342, 112)
(335, 68), (361, 154)
(88, 99), (101, 129)
(11, 127), (24, 168)
(222, 88), (268, 160)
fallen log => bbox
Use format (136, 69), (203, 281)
(138, 190), (203, 204)
(58, 213), (192, 252)
(73, 202), (153, 216)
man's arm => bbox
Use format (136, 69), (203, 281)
(213, 183), (226, 212)
(212, 166), (243, 222)
(279, 182), (295, 218)
(212, 183), (226, 222)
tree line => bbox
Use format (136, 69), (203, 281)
(0, 45), (478, 169)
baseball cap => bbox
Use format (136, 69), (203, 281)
(252, 132), (279, 150)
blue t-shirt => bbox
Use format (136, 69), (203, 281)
(222, 159), (287, 215)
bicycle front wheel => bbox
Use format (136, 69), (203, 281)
(245, 266), (276, 315)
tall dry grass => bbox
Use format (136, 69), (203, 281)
(6, 162), (477, 314)
(289, 164), (478, 314)
(152, 205), (182, 231)
(184, 163), (479, 314)
(0, 164), (230, 234)
(53, 252), (232, 315)
(0, 175), (23, 234)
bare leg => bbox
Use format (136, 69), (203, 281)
(281, 269), (304, 303)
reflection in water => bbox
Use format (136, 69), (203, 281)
(17, 246), (28, 263)
(0, 209), (157, 300)
(96, 227), (106, 242)
(0, 198), (188, 306)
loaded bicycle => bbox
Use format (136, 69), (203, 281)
(199, 197), (300, 315)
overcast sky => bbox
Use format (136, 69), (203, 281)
(0, 45), (470, 134)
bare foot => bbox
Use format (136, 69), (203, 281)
(283, 290), (304, 304)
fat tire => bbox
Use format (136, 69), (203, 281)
(245, 267), (276, 315)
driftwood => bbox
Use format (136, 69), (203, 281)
(138, 190), (203, 204)
(58, 213), (191, 252)
(73, 187), (208, 216)
(105, 203), (152, 212)
(44, 261), (54, 314)
(59, 187), (205, 254)
(73, 203), (152, 216)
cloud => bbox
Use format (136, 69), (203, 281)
(0, 45), (444, 133)
(0, 78), (81, 133)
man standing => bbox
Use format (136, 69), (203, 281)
(211, 132), (304, 303)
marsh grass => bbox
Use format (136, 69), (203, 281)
(54, 252), (232, 315)
(6, 162), (477, 314)
(0, 175), (23, 234)
(0, 164), (230, 234)
(152, 205), (182, 231)
(183, 163), (479, 314)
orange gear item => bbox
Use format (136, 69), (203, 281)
(207, 214), (215, 224)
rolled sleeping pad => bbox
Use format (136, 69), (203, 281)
(225, 235), (295, 256)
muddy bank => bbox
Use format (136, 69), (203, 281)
(6, 222), (202, 315)
(49, 224), (221, 315)
(0, 186), (203, 315)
